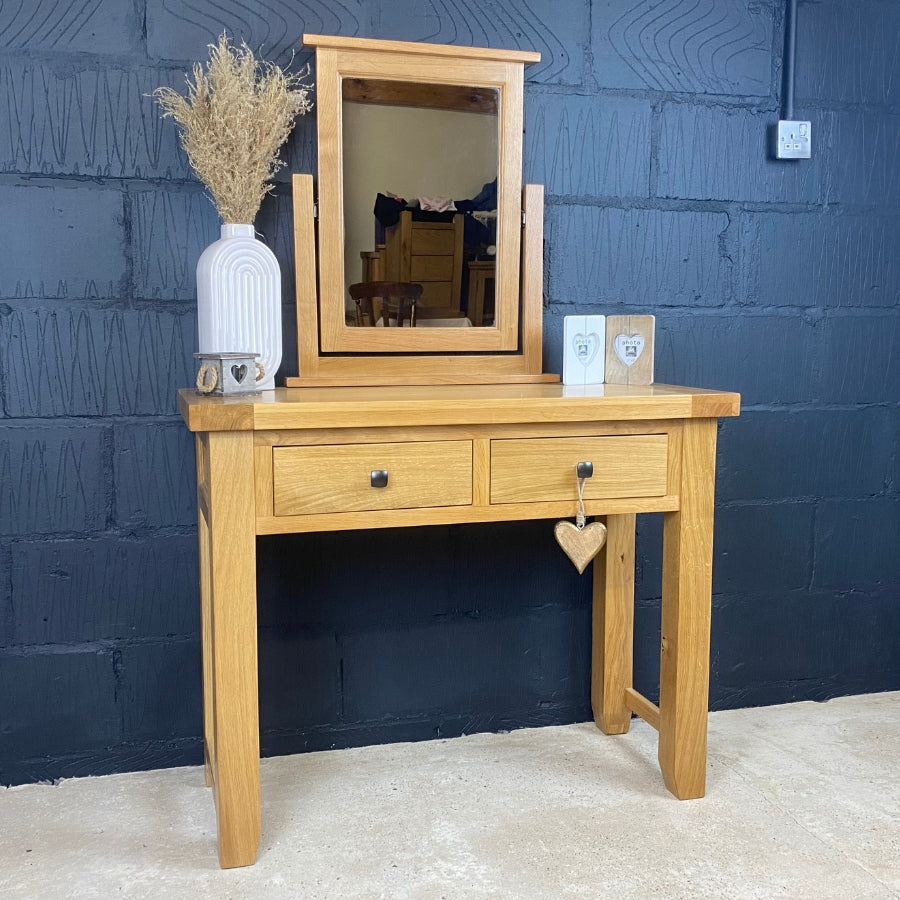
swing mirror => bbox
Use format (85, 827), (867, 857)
(289, 34), (552, 386)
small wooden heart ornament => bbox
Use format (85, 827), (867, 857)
(554, 520), (608, 574)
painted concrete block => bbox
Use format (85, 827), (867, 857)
(710, 589), (900, 708)
(1, 307), (195, 418)
(797, 0), (900, 108)
(824, 111), (900, 207)
(813, 499), (900, 591)
(0, 186), (126, 300)
(342, 607), (589, 722)
(0, 62), (188, 178)
(547, 205), (732, 307)
(0, 0), (140, 54)
(818, 315), (900, 404)
(2, 0), (899, 784)
(113, 423), (196, 529)
(147, 1), (361, 65)
(10, 536), (199, 645)
(524, 95), (651, 198)
(591, 0), (772, 95)
(447, 519), (589, 616)
(656, 315), (900, 406)
(632, 602), (661, 701)
(130, 189), (219, 301)
(657, 104), (824, 204)
(373, 0), (586, 85)
(258, 521), (586, 634)
(273, 118), (318, 193)
(132, 185), (295, 307)
(713, 503), (814, 594)
(257, 528), (456, 631)
(0, 651), (119, 761)
(740, 212), (900, 309)
(255, 186), (303, 304)
(259, 627), (342, 732)
(1, 738), (203, 787)
(116, 640), (202, 742)
(0, 425), (107, 536)
(633, 514), (663, 604)
(717, 409), (897, 503)
(654, 314), (820, 405)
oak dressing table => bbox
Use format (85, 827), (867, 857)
(180, 33), (740, 868)
(179, 381), (740, 867)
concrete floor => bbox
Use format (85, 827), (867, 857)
(1, 692), (898, 899)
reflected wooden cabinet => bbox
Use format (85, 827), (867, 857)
(386, 211), (464, 317)
(361, 211), (466, 319)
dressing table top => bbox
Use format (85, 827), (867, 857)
(178, 382), (740, 433)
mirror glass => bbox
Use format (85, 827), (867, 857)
(342, 79), (500, 328)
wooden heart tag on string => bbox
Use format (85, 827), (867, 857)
(554, 468), (607, 574)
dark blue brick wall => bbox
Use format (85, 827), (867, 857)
(1, 0), (898, 786)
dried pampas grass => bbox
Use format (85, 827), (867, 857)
(154, 34), (312, 224)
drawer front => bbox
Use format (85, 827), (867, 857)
(490, 435), (669, 504)
(273, 441), (472, 516)
(419, 282), (454, 309)
(411, 227), (455, 255)
(410, 255), (455, 282)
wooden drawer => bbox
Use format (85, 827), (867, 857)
(273, 441), (472, 516)
(490, 435), (669, 504)
(411, 226), (455, 255)
(411, 255), (455, 282)
(418, 282), (454, 309)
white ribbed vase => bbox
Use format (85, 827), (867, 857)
(196, 224), (281, 390)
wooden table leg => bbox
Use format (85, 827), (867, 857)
(201, 431), (261, 868)
(591, 513), (636, 735)
(658, 418), (718, 800)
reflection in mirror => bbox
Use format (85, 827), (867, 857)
(342, 79), (499, 327)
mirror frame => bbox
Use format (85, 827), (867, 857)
(288, 34), (555, 386)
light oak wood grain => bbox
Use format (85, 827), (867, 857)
(181, 383), (739, 867)
(180, 384), (740, 433)
(304, 33), (541, 64)
(253, 419), (681, 447)
(273, 441), (472, 516)
(625, 687), (661, 731)
(658, 417), (718, 799)
(204, 431), (260, 868)
(292, 173), (319, 382)
(605, 315), (655, 386)
(256, 494), (681, 535)
(490, 435), (668, 504)
(592, 513), (636, 735)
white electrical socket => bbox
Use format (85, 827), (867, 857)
(776, 120), (811, 159)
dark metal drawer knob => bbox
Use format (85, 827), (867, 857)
(576, 461), (593, 479)
(370, 469), (389, 488)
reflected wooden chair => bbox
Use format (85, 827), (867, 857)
(349, 281), (423, 327)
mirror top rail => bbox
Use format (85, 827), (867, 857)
(302, 33), (541, 65)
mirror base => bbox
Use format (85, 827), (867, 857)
(285, 373), (560, 387)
